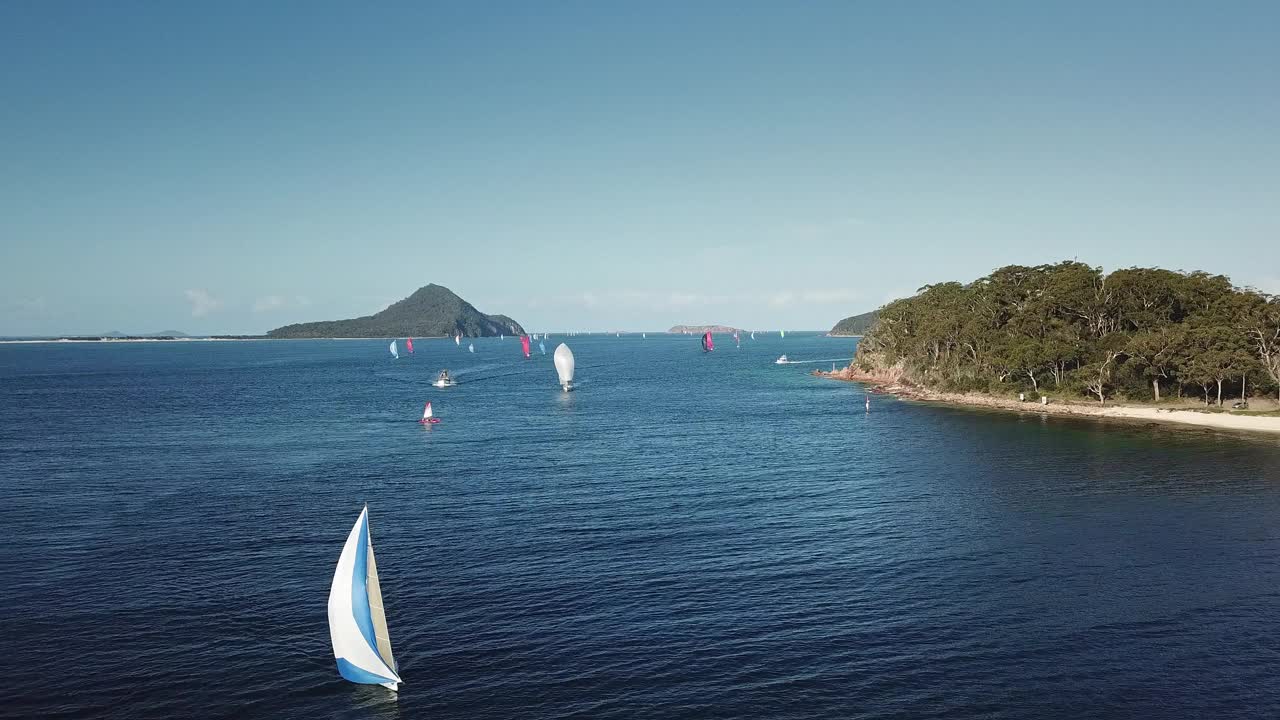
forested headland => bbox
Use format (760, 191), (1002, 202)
(855, 262), (1280, 406)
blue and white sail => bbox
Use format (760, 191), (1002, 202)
(539, 340), (546, 355)
(389, 340), (399, 359)
(328, 506), (402, 691)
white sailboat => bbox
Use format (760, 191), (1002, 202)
(389, 340), (398, 359)
(328, 506), (402, 691)
(455, 333), (461, 346)
(554, 343), (575, 392)
(468, 342), (475, 353)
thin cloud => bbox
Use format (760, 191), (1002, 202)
(253, 295), (311, 313)
(184, 289), (222, 317)
(4, 297), (47, 316)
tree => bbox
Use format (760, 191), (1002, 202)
(1239, 294), (1280, 401)
(1127, 326), (1183, 402)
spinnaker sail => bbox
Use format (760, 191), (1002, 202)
(553, 343), (575, 391)
(389, 341), (398, 359)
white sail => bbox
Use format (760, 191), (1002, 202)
(468, 343), (475, 353)
(779, 330), (785, 338)
(455, 333), (461, 346)
(422, 402), (432, 420)
(389, 340), (398, 359)
(553, 343), (575, 390)
(328, 506), (401, 691)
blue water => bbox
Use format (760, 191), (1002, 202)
(3, 334), (1280, 719)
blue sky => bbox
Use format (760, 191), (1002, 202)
(2, 2), (1277, 334)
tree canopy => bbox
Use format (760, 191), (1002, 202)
(858, 262), (1279, 405)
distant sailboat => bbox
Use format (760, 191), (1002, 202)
(500, 334), (504, 341)
(750, 331), (756, 340)
(406, 337), (414, 354)
(642, 333), (646, 339)
(328, 506), (402, 691)
(468, 343), (475, 353)
(539, 340), (546, 355)
(419, 401), (440, 424)
(733, 331), (740, 348)
(521, 335), (531, 359)
(455, 333), (461, 346)
(701, 331), (714, 353)
(554, 343), (575, 391)
(389, 340), (399, 359)
(780, 330), (786, 338)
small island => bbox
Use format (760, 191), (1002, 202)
(268, 284), (524, 339)
(668, 325), (743, 334)
(819, 261), (1280, 435)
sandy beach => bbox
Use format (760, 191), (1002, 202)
(817, 366), (1280, 437)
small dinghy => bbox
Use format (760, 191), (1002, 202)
(419, 401), (441, 424)
(701, 331), (714, 353)
(468, 343), (475, 353)
(406, 337), (414, 354)
(389, 340), (399, 360)
(328, 505), (402, 691)
(775, 354), (788, 364)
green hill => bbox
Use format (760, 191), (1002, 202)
(267, 284), (524, 338)
(830, 310), (878, 336)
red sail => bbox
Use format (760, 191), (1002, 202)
(521, 335), (531, 358)
(406, 337), (414, 354)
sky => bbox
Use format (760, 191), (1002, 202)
(2, 1), (1277, 335)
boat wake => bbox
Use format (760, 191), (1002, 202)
(775, 358), (852, 365)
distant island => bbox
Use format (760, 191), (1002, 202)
(668, 325), (742, 334)
(819, 261), (1280, 434)
(829, 311), (878, 336)
(267, 284), (524, 339)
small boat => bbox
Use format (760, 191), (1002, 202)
(750, 331), (756, 340)
(775, 354), (788, 364)
(554, 343), (575, 392)
(419, 401), (441, 424)
(539, 340), (546, 355)
(865, 394), (870, 412)
(406, 337), (414, 354)
(468, 343), (474, 353)
(780, 330), (786, 338)
(389, 340), (399, 359)
(642, 333), (646, 339)
(701, 331), (714, 353)
(433, 370), (454, 388)
(328, 505), (402, 691)
(733, 331), (740, 348)
(521, 335), (531, 359)
(500, 334), (504, 341)
(455, 333), (461, 346)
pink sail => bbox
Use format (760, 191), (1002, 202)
(702, 331), (714, 352)
(521, 335), (531, 358)
(406, 337), (414, 354)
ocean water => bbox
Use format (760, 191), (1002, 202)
(3, 334), (1280, 719)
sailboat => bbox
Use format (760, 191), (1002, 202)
(500, 333), (504, 341)
(554, 343), (575, 391)
(750, 331), (756, 340)
(642, 333), (646, 339)
(733, 331), (740, 348)
(406, 338), (414, 354)
(389, 340), (399, 359)
(780, 330), (786, 338)
(455, 333), (461, 346)
(419, 401), (441, 424)
(328, 505), (402, 691)
(701, 331), (714, 353)
(468, 342), (475, 353)
(539, 340), (546, 355)
(521, 335), (531, 359)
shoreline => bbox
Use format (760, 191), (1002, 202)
(816, 367), (1280, 438)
